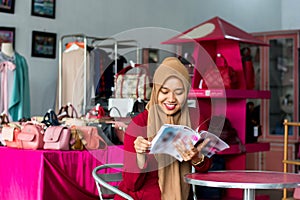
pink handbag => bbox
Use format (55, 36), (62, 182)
(2, 125), (21, 148)
(76, 126), (107, 150)
(43, 126), (71, 150)
(17, 122), (45, 150)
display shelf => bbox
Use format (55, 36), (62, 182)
(189, 89), (271, 99)
(163, 17), (271, 200)
(219, 142), (270, 155)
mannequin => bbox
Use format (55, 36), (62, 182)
(1, 43), (14, 57)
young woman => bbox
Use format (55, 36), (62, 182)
(115, 57), (212, 200)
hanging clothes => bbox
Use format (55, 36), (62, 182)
(0, 52), (31, 121)
(0, 61), (15, 120)
(58, 47), (91, 115)
(90, 48), (113, 98)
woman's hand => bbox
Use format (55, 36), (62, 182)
(175, 138), (210, 161)
(134, 136), (151, 154)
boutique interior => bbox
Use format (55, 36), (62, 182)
(1, 0), (300, 200)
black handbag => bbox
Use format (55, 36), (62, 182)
(87, 122), (123, 145)
(127, 99), (148, 118)
(42, 109), (60, 127)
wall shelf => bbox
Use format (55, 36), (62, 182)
(189, 89), (271, 99)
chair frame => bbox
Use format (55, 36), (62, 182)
(92, 163), (134, 200)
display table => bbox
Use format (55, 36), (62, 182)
(0, 146), (124, 200)
(185, 170), (300, 200)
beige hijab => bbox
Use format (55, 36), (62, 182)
(146, 57), (192, 200)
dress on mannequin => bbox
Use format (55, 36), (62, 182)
(1, 43), (14, 57)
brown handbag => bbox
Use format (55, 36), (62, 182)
(76, 126), (107, 150)
(17, 122), (45, 150)
(43, 126), (71, 150)
(69, 126), (86, 150)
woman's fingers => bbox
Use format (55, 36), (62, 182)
(134, 136), (151, 154)
(174, 140), (197, 161)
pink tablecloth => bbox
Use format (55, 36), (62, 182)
(0, 145), (124, 200)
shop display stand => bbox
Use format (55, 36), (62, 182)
(163, 17), (271, 199)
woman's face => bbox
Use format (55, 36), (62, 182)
(157, 76), (185, 115)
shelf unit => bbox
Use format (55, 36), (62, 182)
(163, 17), (272, 199)
(282, 119), (300, 200)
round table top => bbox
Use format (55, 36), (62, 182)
(184, 170), (300, 189)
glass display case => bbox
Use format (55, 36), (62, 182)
(252, 30), (299, 142)
(247, 30), (300, 173)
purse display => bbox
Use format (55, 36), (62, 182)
(17, 122), (45, 150)
(200, 53), (238, 89)
(43, 126), (71, 150)
(115, 64), (152, 100)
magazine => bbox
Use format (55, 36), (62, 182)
(149, 124), (229, 161)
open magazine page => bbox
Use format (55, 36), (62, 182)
(149, 124), (229, 161)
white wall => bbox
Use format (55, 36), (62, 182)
(1, 0), (296, 116)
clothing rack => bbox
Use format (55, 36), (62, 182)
(58, 34), (114, 113)
(92, 39), (140, 74)
(58, 34), (139, 114)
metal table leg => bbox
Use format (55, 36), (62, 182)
(244, 188), (255, 200)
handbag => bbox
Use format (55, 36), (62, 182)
(127, 98), (147, 118)
(76, 126), (107, 150)
(43, 126), (71, 150)
(1, 124), (21, 148)
(42, 109), (60, 127)
(57, 103), (78, 120)
(60, 104), (87, 127)
(86, 103), (106, 119)
(241, 47), (255, 90)
(115, 64), (152, 100)
(70, 126), (86, 150)
(108, 98), (135, 118)
(17, 122), (45, 150)
(201, 54), (238, 89)
(88, 122), (123, 145)
(0, 113), (9, 125)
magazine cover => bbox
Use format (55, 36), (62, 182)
(149, 124), (229, 161)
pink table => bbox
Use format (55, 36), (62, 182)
(185, 170), (300, 200)
(0, 146), (124, 200)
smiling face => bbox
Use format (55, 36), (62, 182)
(157, 76), (186, 116)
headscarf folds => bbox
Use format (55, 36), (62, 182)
(146, 57), (192, 200)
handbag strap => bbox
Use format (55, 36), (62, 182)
(0, 113), (9, 125)
(57, 105), (70, 120)
(42, 109), (60, 127)
(67, 103), (79, 118)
